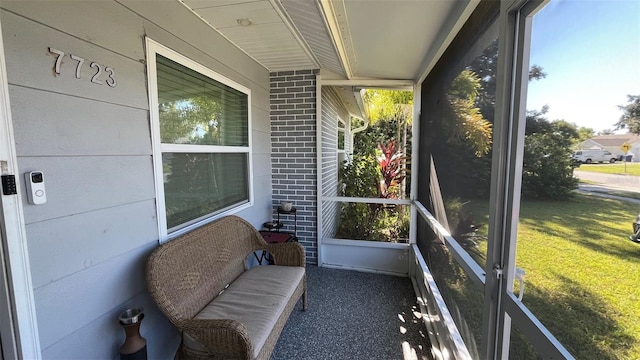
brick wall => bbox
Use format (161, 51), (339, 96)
(270, 69), (319, 264)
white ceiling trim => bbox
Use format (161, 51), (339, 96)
(318, 0), (354, 79)
(269, 0), (321, 69)
(280, 0), (345, 76)
(321, 79), (414, 91)
(325, 86), (367, 121)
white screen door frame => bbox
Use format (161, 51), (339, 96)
(0, 16), (42, 360)
(483, 1), (574, 358)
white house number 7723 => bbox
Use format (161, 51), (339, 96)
(49, 47), (117, 88)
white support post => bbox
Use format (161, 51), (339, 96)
(409, 83), (421, 246)
(316, 74), (323, 266)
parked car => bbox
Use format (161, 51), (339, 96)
(572, 149), (617, 164)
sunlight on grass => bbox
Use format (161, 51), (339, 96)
(455, 194), (640, 359)
(577, 163), (640, 176)
(515, 194), (640, 359)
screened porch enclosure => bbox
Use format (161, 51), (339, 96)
(317, 84), (414, 275)
(315, 0), (575, 358)
(0, 0), (617, 358)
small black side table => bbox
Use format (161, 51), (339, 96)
(255, 206), (299, 265)
(277, 206), (297, 237)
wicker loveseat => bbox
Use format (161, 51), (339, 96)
(146, 215), (306, 359)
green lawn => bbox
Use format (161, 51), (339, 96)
(452, 194), (640, 359)
(514, 194), (640, 359)
(577, 162), (640, 176)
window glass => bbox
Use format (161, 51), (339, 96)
(149, 42), (251, 234)
(338, 128), (345, 150)
(337, 119), (346, 151)
(163, 153), (249, 230)
(157, 55), (248, 146)
(516, 2), (640, 358)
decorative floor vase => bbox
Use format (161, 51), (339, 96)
(119, 308), (147, 360)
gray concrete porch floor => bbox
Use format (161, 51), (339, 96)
(271, 266), (432, 360)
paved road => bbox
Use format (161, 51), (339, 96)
(577, 184), (640, 205)
(574, 170), (640, 204)
(574, 170), (640, 193)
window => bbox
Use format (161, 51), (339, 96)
(337, 118), (346, 152)
(337, 117), (347, 166)
(146, 39), (252, 237)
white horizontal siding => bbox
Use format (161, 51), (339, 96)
(2, 11), (148, 110)
(26, 200), (158, 289)
(10, 86), (151, 157)
(40, 292), (179, 359)
(18, 156), (155, 225)
(33, 243), (155, 349)
(321, 87), (350, 238)
(2, 1), (146, 60)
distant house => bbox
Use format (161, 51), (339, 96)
(581, 134), (640, 162)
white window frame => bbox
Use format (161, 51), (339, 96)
(145, 38), (253, 241)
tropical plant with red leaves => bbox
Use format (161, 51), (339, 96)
(376, 140), (407, 199)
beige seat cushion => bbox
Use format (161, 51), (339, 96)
(183, 265), (305, 358)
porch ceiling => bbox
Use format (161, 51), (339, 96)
(180, 0), (479, 81)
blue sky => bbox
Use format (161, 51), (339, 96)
(526, 0), (640, 133)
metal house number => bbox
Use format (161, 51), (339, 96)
(48, 47), (117, 88)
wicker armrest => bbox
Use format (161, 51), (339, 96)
(264, 242), (305, 266)
(181, 318), (253, 359)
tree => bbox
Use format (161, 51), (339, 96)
(427, 69), (494, 199)
(336, 90), (413, 242)
(159, 96), (223, 144)
(615, 95), (640, 134)
(434, 40), (577, 200)
(521, 113), (579, 199)
(576, 126), (595, 146)
(364, 90), (413, 126)
(337, 139), (410, 242)
(446, 70), (493, 157)
(528, 65), (547, 81)
(363, 89), (413, 149)
(467, 40), (546, 122)
(361, 89), (413, 198)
